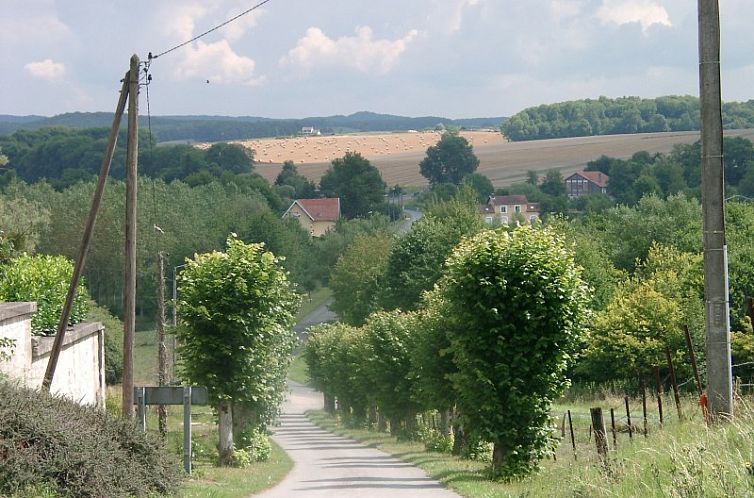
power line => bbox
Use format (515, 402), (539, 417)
(151, 0), (273, 60)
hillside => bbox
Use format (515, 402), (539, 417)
(0, 111), (506, 143)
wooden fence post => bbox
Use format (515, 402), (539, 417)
(590, 407), (609, 465)
(625, 396), (633, 440)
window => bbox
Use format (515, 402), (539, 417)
(514, 205), (521, 213)
(501, 215), (509, 224)
(500, 205), (507, 213)
(484, 216), (493, 224)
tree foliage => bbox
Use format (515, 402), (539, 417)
(177, 235), (299, 463)
(0, 254), (90, 334)
(442, 226), (589, 478)
(419, 131), (480, 185)
(319, 152), (387, 219)
(500, 96), (754, 141)
(329, 232), (392, 326)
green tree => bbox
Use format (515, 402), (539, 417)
(419, 131), (480, 184)
(319, 152), (386, 219)
(442, 226), (588, 478)
(361, 310), (422, 437)
(462, 172), (494, 203)
(379, 192), (483, 311)
(275, 160), (316, 199)
(539, 169), (567, 197)
(329, 232), (392, 326)
(177, 235), (299, 465)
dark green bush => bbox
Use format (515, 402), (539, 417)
(0, 254), (89, 334)
(0, 381), (182, 497)
(86, 302), (123, 384)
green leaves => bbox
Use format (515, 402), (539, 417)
(0, 254), (90, 335)
(442, 225), (589, 478)
(177, 235), (299, 425)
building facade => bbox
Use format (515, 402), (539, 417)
(282, 198), (341, 236)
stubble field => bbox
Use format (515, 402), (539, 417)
(216, 129), (754, 188)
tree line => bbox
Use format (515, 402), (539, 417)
(314, 187), (754, 477)
(501, 95), (754, 141)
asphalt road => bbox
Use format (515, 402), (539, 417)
(256, 382), (460, 498)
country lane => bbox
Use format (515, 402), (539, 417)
(255, 381), (460, 498)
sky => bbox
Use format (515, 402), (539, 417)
(2, 0), (753, 119)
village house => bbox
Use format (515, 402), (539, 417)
(282, 198), (340, 236)
(564, 171), (609, 199)
(481, 194), (540, 225)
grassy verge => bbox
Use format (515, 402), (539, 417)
(179, 440), (292, 498)
(308, 397), (754, 497)
(295, 286), (332, 322)
(287, 353), (309, 385)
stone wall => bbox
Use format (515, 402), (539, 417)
(0, 302), (105, 408)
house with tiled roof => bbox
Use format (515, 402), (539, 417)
(565, 171), (609, 199)
(282, 198), (340, 236)
(481, 194), (540, 225)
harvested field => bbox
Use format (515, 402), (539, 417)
(210, 129), (754, 188)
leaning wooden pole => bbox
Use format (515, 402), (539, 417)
(122, 54), (140, 418)
(42, 72), (130, 391)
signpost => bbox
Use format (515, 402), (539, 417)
(134, 386), (209, 474)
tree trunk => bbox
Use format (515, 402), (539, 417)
(389, 416), (401, 437)
(404, 411), (418, 440)
(377, 410), (388, 432)
(440, 410), (451, 436)
(492, 441), (506, 475)
(324, 393), (336, 414)
(231, 403), (255, 443)
(218, 402), (234, 466)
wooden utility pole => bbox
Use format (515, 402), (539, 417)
(157, 251), (168, 436)
(698, 0), (733, 418)
(122, 54), (140, 418)
(42, 73), (130, 391)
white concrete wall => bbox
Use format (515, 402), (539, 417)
(0, 303), (105, 408)
(0, 302), (35, 379)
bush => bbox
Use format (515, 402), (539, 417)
(238, 427), (272, 462)
(86, 302), (123, 384)
(417, 426), (453, 453)
(0, 254), (89, 335)
(0, 381), (182, 497)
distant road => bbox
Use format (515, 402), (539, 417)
(255, 129), (754, 188)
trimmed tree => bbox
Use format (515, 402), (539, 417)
(419, 131), (479, 185)
(177, 235), (299, 465)
(442, 225), (588, 479)
(319, 152), (386, 219)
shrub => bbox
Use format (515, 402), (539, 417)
(86, 302), (123, 384)
(0, 254), (89, 335)
(0, 381), (182, 497)
(238, 427), (272, 462)
(417, 426), (453, 453)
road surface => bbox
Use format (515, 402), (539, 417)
(257, 382), (460, 498)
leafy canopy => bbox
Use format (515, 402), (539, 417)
(419, 131), (480, 185)
(443, 225), (589, 479)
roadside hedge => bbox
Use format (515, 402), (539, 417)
(0, 381), (182, 497)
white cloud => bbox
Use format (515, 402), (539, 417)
(0, 15), (71, 45)
(162, 4), (208, 42)
(220, 7), (265, 42)
(173, 40), (261, 85)
(281, 26), (418, 75)
(596, 0), (672, 33)
(24, 59), (66, 80)
(549, 0), (585, 20)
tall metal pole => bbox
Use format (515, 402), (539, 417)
(698, 0), (732, 417)
(42, 72), (130, 391)
(122, 54), (140, 418)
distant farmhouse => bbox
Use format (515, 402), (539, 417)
(300, 126), (321, 136)
(480, 194), (540, 225)
(565, 171), (609, 199)
(283, 198), (340, 236)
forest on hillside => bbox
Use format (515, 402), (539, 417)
(501, 95), (754, 141)
(0, 111), (506, 143)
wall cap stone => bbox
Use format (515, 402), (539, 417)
(32, 321), (104, 357)
(0, 302), (37, 323)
